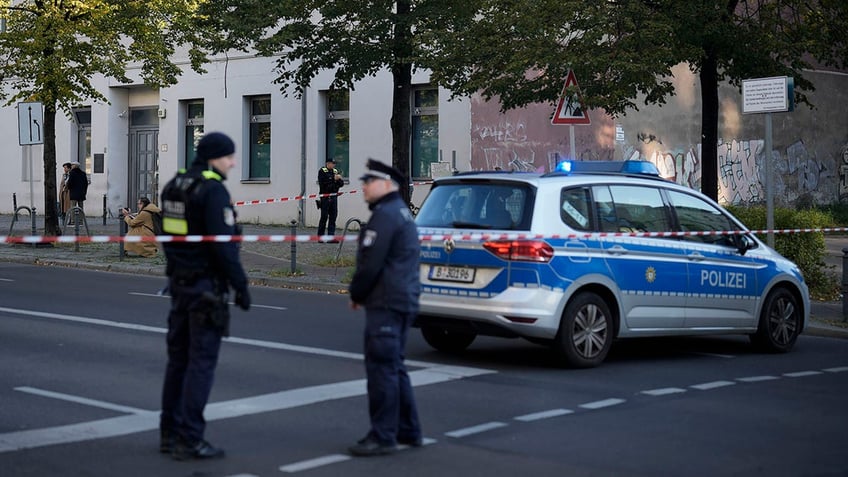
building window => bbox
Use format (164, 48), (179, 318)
(184, 100), (204, 168)
(326, 89), (350, 176)
(74, 107), (92, 175)
(411, 87), (439, 179)
(248, 96), (271, 179)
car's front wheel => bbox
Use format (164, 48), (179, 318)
(554, 291), (613, 368)
(750, 287), (801, 353)
(421, 325), (476, 352)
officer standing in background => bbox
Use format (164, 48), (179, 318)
(317, 158), (344, 239)
(159, 132), (251, 460)
(348, 158), (422, 457)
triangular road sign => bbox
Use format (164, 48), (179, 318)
(552, 70), (590, 125)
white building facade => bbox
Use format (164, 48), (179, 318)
(1, 52), (471, 227)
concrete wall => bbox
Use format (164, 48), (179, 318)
(469, 64), (848, 207)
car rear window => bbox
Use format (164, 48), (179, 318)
(416, 182), (532, 230)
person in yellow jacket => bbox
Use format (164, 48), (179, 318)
(121, 197), (161, 257)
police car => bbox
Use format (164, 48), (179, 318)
(414, 160), (809, 368)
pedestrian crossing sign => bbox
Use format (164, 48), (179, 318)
(551, 70), (590, 125)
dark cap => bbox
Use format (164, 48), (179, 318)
(194, 132), (235, 164)
(359, 158), (404, 185)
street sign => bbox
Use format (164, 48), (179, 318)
(742, 77), (794, 114)
(18, 102), (44, 145)
(552, 70), (590, 125)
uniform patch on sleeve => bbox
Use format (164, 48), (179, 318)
(362, 229), (377, 247)
(223, 207), (235, 226)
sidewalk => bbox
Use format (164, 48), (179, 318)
(2, 213), (847, 339)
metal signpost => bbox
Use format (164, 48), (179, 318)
(17, 102), (45, 241)
(742, 77), (794, 248)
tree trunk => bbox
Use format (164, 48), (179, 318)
(699, 51), (719, 202)
(42, 102), (59, 236)
(391, 0), (413, 205)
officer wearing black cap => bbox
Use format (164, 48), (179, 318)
(348, 158), (422, 456)
(317, 158), (344, 239)
(158, 131), (251, 460)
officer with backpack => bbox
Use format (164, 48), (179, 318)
(158, 132), (251, 460)
(120, 197), (161, 257)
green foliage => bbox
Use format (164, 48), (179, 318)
(0, 0), (209, 235)
(727, 205), (840, 300)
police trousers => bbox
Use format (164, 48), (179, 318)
(160, 276), (228, 445)
(363, 307), (421, 445)
(318, 196), (338, 236)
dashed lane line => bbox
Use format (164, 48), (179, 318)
(824, 366), (848, 373)
(690, 380), (736, 391)
(514, 409), (574, 422)
(279, 454), (351, 473)
(579, 398), (626, 410)
(445, 422), (509, 438)
(736, 375), (779, 383)
(277, 366), (845, 472)
(640, 387), (687, 397)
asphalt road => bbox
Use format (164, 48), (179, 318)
(1, 264), (846, 477)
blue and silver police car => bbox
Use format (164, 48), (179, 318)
(414, 160), (809, 368)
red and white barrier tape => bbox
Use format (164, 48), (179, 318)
(232, 180), (434, 207)
(3, 227), (848, 245)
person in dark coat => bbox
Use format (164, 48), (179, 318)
(347, 158), (422, 457)
(158, 132), (251, 460)
(317, 158), (344, 238)
(66, 161), (88, 213)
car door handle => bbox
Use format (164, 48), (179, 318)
(687, 252), (705, 261)
(606, 245), (628, 256)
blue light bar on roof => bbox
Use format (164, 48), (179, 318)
(554, 160), (659, 176)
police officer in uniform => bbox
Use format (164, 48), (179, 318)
(158, 132), (251, 460)
(348, 158), (422, 456)
(317, 158), (344, 238)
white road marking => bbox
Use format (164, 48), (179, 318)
(579, 398), (625, 410)
(0, 366), (491, 453)
(736, 375), (779, 383)
(0, 306), (495, 453)
(129, 292), (288, 311)
(641, 387), (687, 396)
(783, 371), (823, 378)
(445, 422), (508, 438)
(280, 439), (437, 473)
(691, 380), (735, 390)
(0, 305), (462, 368)
(14, 387), (149, 414)
(0, 278), (14, 282)
(514, 409), (573, 422)
(824, 366), (848, 373)
(279, 454), (351, 473)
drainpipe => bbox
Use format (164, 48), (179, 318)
(299, 91), (307, 226)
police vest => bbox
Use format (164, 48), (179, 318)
(161, 169), (222, 235)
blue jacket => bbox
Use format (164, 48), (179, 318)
(349, 191), (420, 313)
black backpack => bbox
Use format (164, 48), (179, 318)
(143, 210), (164, 235)
(160, 171), (208, 235)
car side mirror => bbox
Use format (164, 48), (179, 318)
(736, 234), (755, 256)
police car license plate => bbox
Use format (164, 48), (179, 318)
(429, 265), (475, 283)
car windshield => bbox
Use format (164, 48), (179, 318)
(416, 182), (532, 230)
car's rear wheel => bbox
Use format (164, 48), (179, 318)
(420, 325), (476, 352)
(554, 291), (613, 368)
(750, 287), (801, 353)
